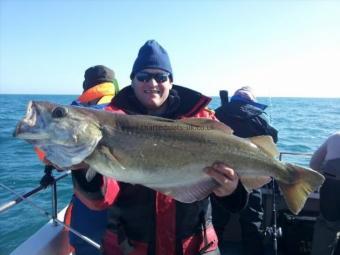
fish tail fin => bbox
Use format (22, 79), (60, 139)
(278, 163), (325, 215)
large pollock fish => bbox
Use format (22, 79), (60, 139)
(13, 101), (324, 214)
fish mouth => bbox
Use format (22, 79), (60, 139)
(13, 101), (49, 140)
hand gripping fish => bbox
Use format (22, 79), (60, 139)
(13, 101), (325, 215)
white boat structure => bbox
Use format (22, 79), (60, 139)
(10, 207), (70, 255)
(1, 152), (331, 255)
(0, 171), (74, 255)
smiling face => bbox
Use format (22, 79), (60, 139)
(131, 68), (173, 115)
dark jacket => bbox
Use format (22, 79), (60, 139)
(319, 158), (340, 221)
(215, 99), (278, 141)
(73, 85), (248, 255)
(213, 92), (278, 255)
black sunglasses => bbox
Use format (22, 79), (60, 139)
(135, 72), (170, 83)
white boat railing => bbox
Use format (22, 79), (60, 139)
(279, 151), (313, 160)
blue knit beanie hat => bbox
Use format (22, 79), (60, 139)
(130, 40), (173, 81)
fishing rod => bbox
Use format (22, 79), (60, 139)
(264, 152), (313, 254)
(0, 166), (70, 213)
(264, 179), (282, 255)
(0, 184), (46, 213)
(0, 182), (52, 217)
(0, 168), (101, 250)
(0, 179), (100, 250)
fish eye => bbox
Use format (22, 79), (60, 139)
(52, 107), (68, 118)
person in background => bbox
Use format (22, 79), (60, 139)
(72, 65), (119, 107)
(36, 65), (120, 255)
(213, 86), (278, 255)
(68, 65), (119, 255)
(310, 131), (340, 255)
(71, 40), (249, 255)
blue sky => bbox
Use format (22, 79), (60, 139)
(1, 0), (339, 97)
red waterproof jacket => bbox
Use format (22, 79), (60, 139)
(73, 85), (248, 255)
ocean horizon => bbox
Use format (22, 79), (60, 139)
(0, 94), (339, 254)
(1, 92), (340, 99)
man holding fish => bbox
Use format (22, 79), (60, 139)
(90, 40), (247, 255)
(14, 40), (324, 255)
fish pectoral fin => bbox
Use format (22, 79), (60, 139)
(85, 167), (97, 182)
(178, 118), (233, 134)
(98, 146), (126, 170)
(249, 135), (279, 158)
(278, 163), (325, 215)
(240, 176), (272, 192)
(149, 178), (219, 203)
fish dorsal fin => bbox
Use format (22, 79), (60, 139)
(249, 135), (279, 158)
(178, 118), (233, 134)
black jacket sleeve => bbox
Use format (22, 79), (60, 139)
(211, 180), (249, 213)
(72, 170), (106, 200)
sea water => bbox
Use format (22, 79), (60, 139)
(0, 94), (339, 254)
